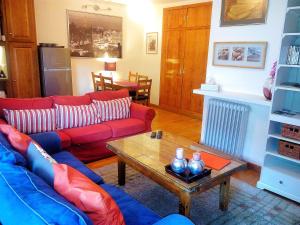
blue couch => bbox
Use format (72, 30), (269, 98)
(0, 131), (194, 225)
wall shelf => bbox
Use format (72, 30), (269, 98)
(258, 0), (300, 203)
(275, 85), (300, 92)
(192, 89), (271, 107)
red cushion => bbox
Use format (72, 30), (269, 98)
(55, 104), (100, 129)
(93, 97), (131, 122)
(61, 124), (112, 144)
(88, 89), (129, 101)
(53, 164), (125, 225)
(55, 130), (72, 149)
(52, 95), (91, 106)
(4, 108), (56, 134)
(0, 97), (53, 118)
(0, 124), (31, 155)
(103, 118), (146, 138)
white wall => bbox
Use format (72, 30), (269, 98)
(201, 0), (287, 165)
(34, 0), (145, 96)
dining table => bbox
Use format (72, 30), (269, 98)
(113, 80), (139, 91)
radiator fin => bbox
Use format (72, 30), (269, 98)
(203, 99), (250, 158)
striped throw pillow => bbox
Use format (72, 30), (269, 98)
(3, 108), (56, 134)
(55, 104), (100, 129)
(93, 97), (131, 122)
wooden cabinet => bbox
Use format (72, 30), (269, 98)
(0, 0), (40, 97)
(7, 42), (39, 97)
(160, 3), (212, 118)
(3, 0), (36, 42)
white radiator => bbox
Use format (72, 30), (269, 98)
(203, 99), (250, 158)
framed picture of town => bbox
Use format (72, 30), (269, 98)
(67, 10), (122, 58)
(213, 42), (268, 69)
(220, 0), (268, 26)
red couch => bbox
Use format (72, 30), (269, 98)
(0, 89), (156, 162)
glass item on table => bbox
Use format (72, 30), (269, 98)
(188, 152), (205, 175)
(171, 148), (187, 174)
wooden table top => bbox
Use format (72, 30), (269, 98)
(107, 132), (247, 193)
(113, 80), (138, 91)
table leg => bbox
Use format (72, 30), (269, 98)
(179, 191), (191, 217)
(118, 159), (126, 186)
(219, 177), (230, 211)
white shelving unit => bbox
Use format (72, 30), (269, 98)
(257, 0), (300, 203)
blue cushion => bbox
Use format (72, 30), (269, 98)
(26, 142), (56, 186)
(52, 151), (104, 185)
(153, 214), (195, 225)
(30, 132), (62, 155)
(0, 133), (27, 166)
(0, 163), (92, 225)
(101, 184), (161, 225)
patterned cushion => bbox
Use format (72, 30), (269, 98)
(93, 97), (131, 122)
(55, 104), (100, 129)
(53, 164), (125, 225)
(3, 108), (56, 134)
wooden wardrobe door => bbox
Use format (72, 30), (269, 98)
(186, 3), (212, 28)
(163, 8), (187, 29)
(181, 28), (210, 116)
(159, 30), (184, 110)
(3, 0), (36, 42)
(8, 42), (40, 97)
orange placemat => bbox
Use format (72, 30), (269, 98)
(201, 152), (231, 170)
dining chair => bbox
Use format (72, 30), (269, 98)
(132, 79), (152, 106)
(101, 76), (115, 91)
(128, 71), (138, 82)
(138, 74), (148, 81)
(91, 72), (102, 91)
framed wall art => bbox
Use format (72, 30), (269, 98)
(213, 42), (268, 69)
(220, 0), (269, 26)
(146, 32), (158, 54)
(67, 10), (122, 58)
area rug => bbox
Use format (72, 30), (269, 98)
(94, 164), (300, 225)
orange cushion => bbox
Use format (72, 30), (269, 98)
(201, 152), (231, 170)
(53, 164), (125, 225)
(0, 124), (31, 155)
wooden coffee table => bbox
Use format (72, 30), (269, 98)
(107, 132), (246, 217)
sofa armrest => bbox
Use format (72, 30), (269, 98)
(29, 132), (62, 155)
(130, 103), (156, 131)
(0, 118), (7, 125)
(153, 214), (195, 225)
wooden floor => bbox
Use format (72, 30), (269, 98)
(87, 107), (260, 187)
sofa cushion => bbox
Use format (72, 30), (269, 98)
(56, 130), (72, 148)
(0, 163), (92, 225)
(0, 97), (53, 118)
(52, 95), (91, 106)
(0, 133), (27, 166)
(93, 97), (131, 122)
(103, 118), (146, 138)
(30, 132), (62, 155)
(53, 164), (125, 225)
(61, 124), (112, 144)
(52, 151), (104, 185)
(4, 108), (56, 134)
(101, 184), (161, 225)
(55, 104), (100, 129)
(88, 89), (129, 101)
(0, 124), (31, 155)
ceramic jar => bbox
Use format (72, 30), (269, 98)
(171, 148), (187, 173)
(188, 152), (205, 175)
